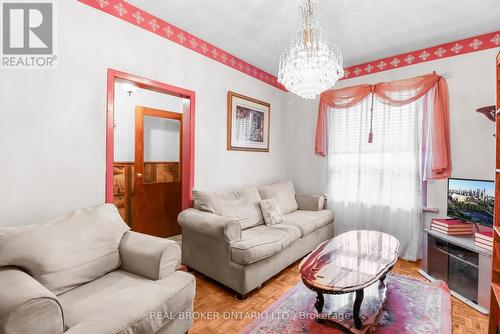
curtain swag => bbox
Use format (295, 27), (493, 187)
(315, 73), (451, 179)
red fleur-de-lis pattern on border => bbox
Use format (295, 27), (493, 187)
(491, 34), (500, 46)
(450, 43), (463, 54)
(189, 38), (198, 49)
(418, 51), (430, 61)
(148, 19), (159, 32)
(79, 0), (499, 86)
(132, 11), (144, 24)
(342, 31), (500, 80)
(79, 0), (283, 90)
(113, 2), (127, 16)
(97, 0), (109, 8)
(390, 58), (401, 67)
(404, 54), (415, 64)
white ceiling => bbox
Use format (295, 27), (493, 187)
(127, 0), (500, 74)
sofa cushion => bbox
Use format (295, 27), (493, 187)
(230, 224), (301, 265)
(193, 186), (263, 229)
(0, 204), (129, 295)
(258, 180), (299, 215)
(260, 198), (284, 226)
(282, 210), (334, 237)
(58, 270), (195, 334)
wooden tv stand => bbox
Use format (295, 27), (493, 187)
(419, 228), (492, 314)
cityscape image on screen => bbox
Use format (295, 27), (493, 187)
(447, 178), (495, 227)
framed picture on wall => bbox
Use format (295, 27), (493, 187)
(227, 91), (270, 152)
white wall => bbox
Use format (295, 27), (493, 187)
(285, 48), (499, 225)
(0, 1), (288, 226)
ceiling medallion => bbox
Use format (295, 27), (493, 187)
(278, 0), (344, 99)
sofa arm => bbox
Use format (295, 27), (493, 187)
(178, 208), (241, 242)
(295, 193), (326, 211)
(119, 231), (181, 280)
(0, 267), (64, 334)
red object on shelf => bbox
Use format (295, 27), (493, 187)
(431, 218), (473, 227)
(476, 230), (494, 239)
(476, 241), (492, 246)
(475, 241), (493, 251)
(430, 226), (473, 235)
(475, 230), (493, 251)
(431, 226), (473, 232)
(432, 224), (473, 230)
(430, 218), (474, 235)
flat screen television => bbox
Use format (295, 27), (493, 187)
(447, 178), (495, 227)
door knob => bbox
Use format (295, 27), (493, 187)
(136, 173), (143, 178)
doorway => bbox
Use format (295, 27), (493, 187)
(106, 69), (195, 238)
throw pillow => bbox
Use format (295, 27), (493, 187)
(258, 180), (299, 215)
(260, 198), (284, 226)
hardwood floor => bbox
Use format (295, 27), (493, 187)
(190, 259), (488, 334)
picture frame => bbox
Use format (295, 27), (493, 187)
(227, 91), (271, 152)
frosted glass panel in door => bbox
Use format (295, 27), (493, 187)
(143, 116), (180, 162)
(143, 116), (180, 184)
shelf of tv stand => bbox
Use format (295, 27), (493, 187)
(422, 228), (492, 314)
(424, 228), (492, 255)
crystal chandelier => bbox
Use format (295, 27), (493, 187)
(278, 0), (344, 99)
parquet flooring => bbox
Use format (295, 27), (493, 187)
(190, 259), (488, 334)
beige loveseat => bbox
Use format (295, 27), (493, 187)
(0, 204), (195, 334)
(179, 180), (334, 299)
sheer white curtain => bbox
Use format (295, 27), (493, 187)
(327, 92), (424, 261)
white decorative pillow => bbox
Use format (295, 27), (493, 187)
(260, 198), (284, 226)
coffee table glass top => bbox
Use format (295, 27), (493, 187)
(299, 230), (400, 292)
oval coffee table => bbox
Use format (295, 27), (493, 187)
(299, 230), (400, 333)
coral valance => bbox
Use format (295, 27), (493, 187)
(315, 73), (451, 179)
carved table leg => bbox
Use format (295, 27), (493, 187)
(315, 291), (325, 323)
(353, 289), (364, 329)
(380, 266), (393, 283)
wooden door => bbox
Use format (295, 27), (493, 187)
(133, 106), (182, 237)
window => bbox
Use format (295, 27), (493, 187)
(327, 93), (424, 260)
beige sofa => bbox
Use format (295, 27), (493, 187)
(179, 180), (334, 299)
(0, 204), (195, 334)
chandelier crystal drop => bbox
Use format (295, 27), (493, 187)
(278, 0), (344, 99)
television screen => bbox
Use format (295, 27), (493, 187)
(447, 178), (495, 227)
